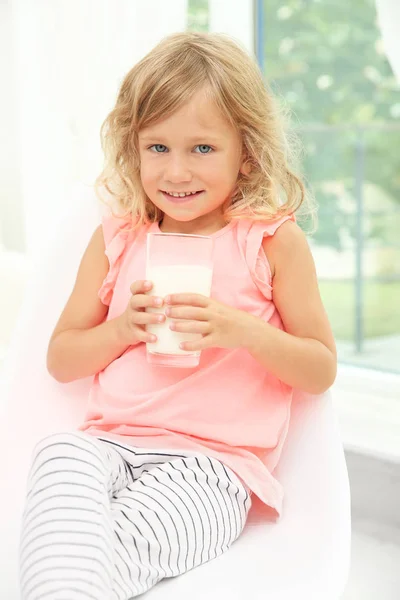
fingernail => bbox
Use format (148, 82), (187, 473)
(165, 307), (171, 316)
(165, 295), (171, 304)
(154, 297), (163, 306)
(157, 315), (164, 322)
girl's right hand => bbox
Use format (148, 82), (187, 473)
(115, 280), (165, 346)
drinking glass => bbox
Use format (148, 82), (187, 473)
(146, 232), (214, 367)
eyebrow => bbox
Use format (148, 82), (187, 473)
(139, 134), (222, 143)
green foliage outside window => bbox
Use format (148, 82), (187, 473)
(188, 0), (209, 32)
(262, 0), (400, 254)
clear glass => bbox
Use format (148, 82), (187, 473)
(146, 232), (214, 368)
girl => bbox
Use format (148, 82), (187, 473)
(19, 32), (336, 599)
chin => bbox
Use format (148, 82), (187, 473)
(169, 213), (204, 222)
(159, 206), (206, 222)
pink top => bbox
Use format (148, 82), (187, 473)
(78, 213), (295, 518)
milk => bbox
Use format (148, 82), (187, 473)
(146, 264), (213, 356)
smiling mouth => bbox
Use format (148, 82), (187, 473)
(161, 190), (204, 202)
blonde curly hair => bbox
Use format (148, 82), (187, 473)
(96, 31), (315, 228)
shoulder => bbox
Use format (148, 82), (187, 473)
(79, 224), (108, 276)
(100, 212), (142, 248)
(263, 217), (306, 248)
(93, 223), (106, 244)
(262, 219), (310, 279)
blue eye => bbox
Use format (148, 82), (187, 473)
(148, 144), (212, 154)
(195, 145), (212, 154)
(150, 144), (168, 153)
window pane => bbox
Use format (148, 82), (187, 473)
(261, 0), (400, 373)
(188, 0), (209, 32)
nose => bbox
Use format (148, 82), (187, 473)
(164, 153), (192, 184)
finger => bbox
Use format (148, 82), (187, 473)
(170, 321), (211, 335)
(131, 294), (163, 309)
(165, 293), (208, 307)
(179, 335), (212, 352)
(130, 280), (153, 295)
(132, 311), (166, 326)
(165, 306), (208, 321)
(135, 327), (157, 344)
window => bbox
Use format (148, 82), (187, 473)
(258, 0), (400, 374)
(188, 0), (209, 31)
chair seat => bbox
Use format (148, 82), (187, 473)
(0, 188), (351, 599)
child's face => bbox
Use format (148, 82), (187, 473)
(138, 87), (249, 226)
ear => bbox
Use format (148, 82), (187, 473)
(239, 159), (251, 176)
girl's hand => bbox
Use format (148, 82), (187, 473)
(115, 280), (165, 346)
(164, 294), (251, 352)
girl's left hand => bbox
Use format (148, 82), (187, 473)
(164, 294), (252, 352)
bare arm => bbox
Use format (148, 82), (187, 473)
(243, 220), (337, 394)
(47, 225), (130, 383)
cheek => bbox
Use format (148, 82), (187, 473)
(140, 161), (157, 189)
(204, 158), (239, 188)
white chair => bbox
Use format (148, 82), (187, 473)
(0, 186), (351, 600)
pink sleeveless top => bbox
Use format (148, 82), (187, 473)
(78, 214), (295, 518)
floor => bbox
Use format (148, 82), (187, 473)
(341, 452), (400, 598)
(342, 531), (400, 599)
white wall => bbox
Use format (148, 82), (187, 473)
(8, 0), (188, 259)
(0, 1), (24, 252)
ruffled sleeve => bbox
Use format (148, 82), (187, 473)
(244, 214), (296, 299)
(98, 214), (134, 306)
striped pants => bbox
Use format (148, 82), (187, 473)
(19, 431), (252, 599)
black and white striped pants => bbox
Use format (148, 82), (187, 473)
(19, 431), (252, 599)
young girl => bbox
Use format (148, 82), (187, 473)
(19, 32), (336, 599)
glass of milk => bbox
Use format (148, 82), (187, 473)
(145, 232), (214, 367)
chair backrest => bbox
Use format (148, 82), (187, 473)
(1, 184), (100, 425)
